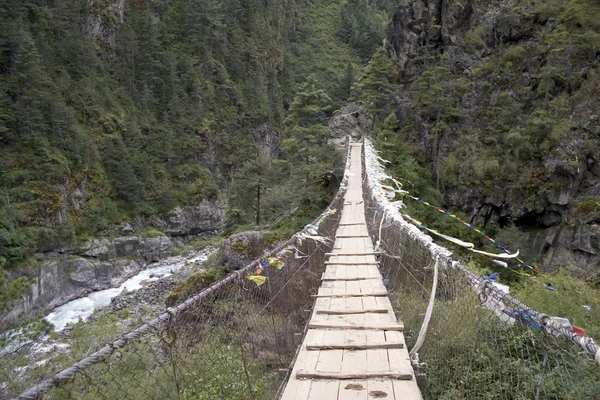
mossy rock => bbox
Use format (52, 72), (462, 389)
(166, 268), (227, 306)
(223, 231), (266, 272)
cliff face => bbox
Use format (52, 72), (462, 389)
(381, 0), (600, 275)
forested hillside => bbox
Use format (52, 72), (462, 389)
(0, 0), (395, 318)
(360, 0), (600, 279)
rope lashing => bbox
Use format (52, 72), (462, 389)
(376, 209), (387, 251)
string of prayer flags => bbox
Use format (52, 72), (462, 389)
(247, 253), (287, 286)
(502, 308), (543, 332)
(246, 274), (267, 286)
(378, 179), (536, 272)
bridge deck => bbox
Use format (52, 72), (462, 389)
(281, 143), (422, 400)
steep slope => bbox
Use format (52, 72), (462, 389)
(0, 0), (394, 323)
(365, 0), (600, 276)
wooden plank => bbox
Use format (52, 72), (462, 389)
(296, 371), (413, 380)
(315, 308), (389, 315)
(308, 322), (404, 331)
(338, 381), (368, 400)
(315, 349), (344, 372)
(307, 380), (339, 400)
(336, 235), (370, 238)
(324, 261), (378, 265)
(306, 343), (404, 350)
(325, 252), (380, 256)
(312, 291), (389, 298)
(391, 380), (423, 400)
(281, 329), (324, 400)
(367, 379), (395, 400)
(321, 276), (378, 281)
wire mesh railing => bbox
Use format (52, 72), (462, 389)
(362, 139), (600, 399)
(8, 144), (351, 400)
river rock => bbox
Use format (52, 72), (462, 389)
(110, 277), (178, 311)
(140, 236), (173, 262)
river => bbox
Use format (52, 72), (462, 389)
(0, 250), (208, 356)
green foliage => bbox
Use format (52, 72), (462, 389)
(393, 273), (600, 399)
(338, 0), (396, 62)
(575, 197), (600, 214)
(512, 269), (600, 338)
(0, 0), (392, 308)
(357, 47), (400, 112)
(285, 0), (365, 110)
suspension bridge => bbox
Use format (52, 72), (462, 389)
(281, 142), (421, 399)
(6, 138), (600, 400)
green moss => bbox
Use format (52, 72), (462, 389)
(575, 197), (600, 214)
(138, 228), (166, 239)
(263, 228), (295, 245)
(232, 240), (249, 255)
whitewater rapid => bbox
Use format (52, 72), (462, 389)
(0, 251), (208, 356)
(44, 251), (208, 331)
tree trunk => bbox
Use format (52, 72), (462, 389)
(255, 184), (261, 225)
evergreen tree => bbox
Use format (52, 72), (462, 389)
(228, 155), (273, 226)
(282, 74), (333, 185)
(357, 47), (399, 113)
(341, 63), (356, 100)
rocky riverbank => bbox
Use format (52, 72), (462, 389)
(1, 248), (212, 399)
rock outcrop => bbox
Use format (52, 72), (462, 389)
(252, 123), (281, 162)
(153, 201), (225, 238)
(533, 224), (600, 276)
(382, 0), (600, 274)
(84, 0), (126, 48)
(3, 257), (142, 325)
(328, 104), (373, 143)
(2, 234), (176, 328)
(386, 0), (472, 82)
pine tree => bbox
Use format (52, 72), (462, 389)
(341, 63), (356, 100)
(283, 74), (333, 185)
(228, 155), (273, 226)
(357, 47), (399, 113)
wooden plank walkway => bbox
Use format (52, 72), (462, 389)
(281, 142), (422, 400)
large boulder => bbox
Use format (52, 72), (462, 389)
(77, 238), (112, 260)
(223, 231), (267, 272)
(140, 236), (173, 262)
(328, 105), (372, 143)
